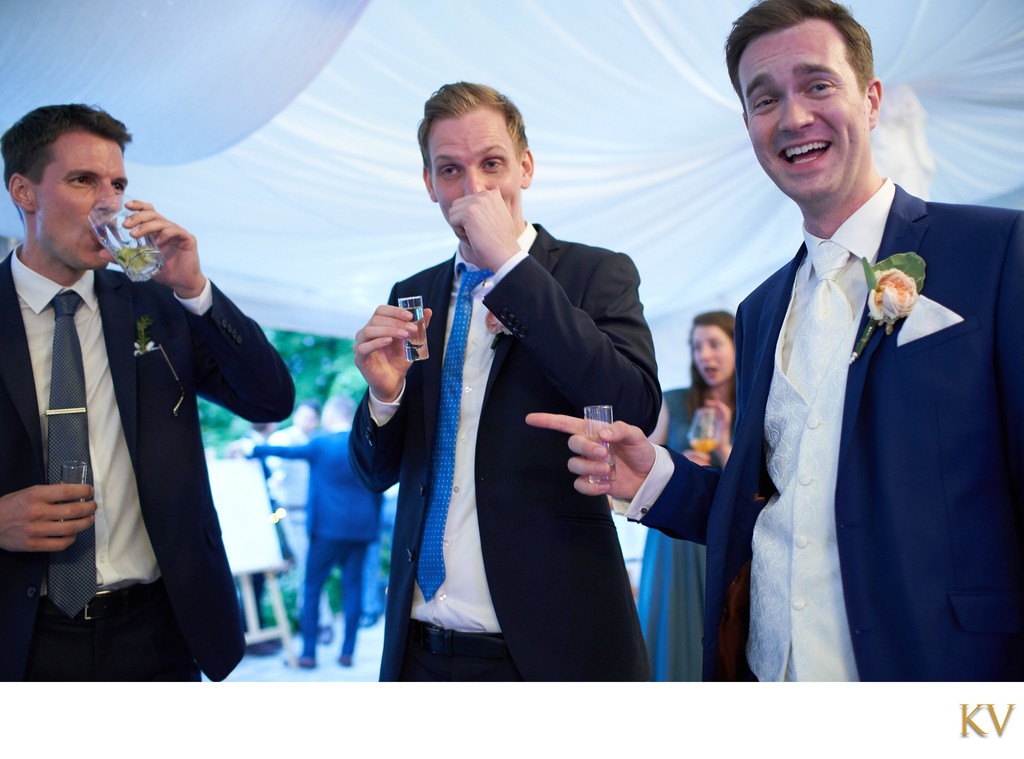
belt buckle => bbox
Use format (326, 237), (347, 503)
(82, 588), (116, 621)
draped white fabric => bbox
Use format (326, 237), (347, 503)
(3, 0), (1022, 387)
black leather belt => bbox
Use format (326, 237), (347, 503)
(44, 580), (161, 621)
(410, 620), (508, 659)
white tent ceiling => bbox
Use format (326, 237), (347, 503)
(3, 0), (1023, 388)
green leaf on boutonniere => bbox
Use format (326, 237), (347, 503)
(872, 251), (925, 291)
(861, 256), (877, 290)
(135, 314), (154, 349)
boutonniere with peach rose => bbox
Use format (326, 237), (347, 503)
(849, 252), (926, 364)
(485, 311), (511, 350)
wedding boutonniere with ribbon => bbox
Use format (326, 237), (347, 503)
(849, 252), (926, 364)
(134, 314), (185, 415)
(485, 311), (511, 350)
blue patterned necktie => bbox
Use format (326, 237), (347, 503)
(46, 290), (96, 617)
(417, 265), (493, 600)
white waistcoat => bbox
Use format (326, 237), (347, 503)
(746, 298), (861, 681)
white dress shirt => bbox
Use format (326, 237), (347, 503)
(11, 248), (212, 591)
(369, 224), (536, 632)
(623, 181), (897, 679)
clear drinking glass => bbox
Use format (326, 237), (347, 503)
(397, 295), (429, 361)
(59, 460), (90, 504)
(687, 408), (721, 454)
(584, 404), (616, 483)
(88, 195), (164, 281)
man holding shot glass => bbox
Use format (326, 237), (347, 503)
(0, 104), (294, 681)
(351, 82), (660, 681)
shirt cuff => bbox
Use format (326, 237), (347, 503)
(368, 383), (405, 426)
(622, 444), (675, 521)
(174, 278), (213, 315)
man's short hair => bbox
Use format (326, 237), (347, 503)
(2, 104), (132, 187)
(417, 82), (528, 168)
(725, 0), (875, 111)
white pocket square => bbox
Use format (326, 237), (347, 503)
(897, 295), (964, 346)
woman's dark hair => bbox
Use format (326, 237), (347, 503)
(686, 310), (736, 419)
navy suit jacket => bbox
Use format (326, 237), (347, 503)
(0, 255), (294, 681)
(350, 224), (661, 681)
(253, 431), (381, 543)
(644, 187), (1024, 681)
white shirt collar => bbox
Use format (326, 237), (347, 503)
(10, 245), (99, 315)
(801, 178), (896, 277)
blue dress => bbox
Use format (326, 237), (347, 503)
(637, 388), (723, 681)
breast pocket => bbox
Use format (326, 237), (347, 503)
(896, 315), (979, 360)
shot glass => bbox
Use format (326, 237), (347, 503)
(60, 461), (89, 485)
(583, 404), (616, 483)
(397, 295), (429, 362)
(59, 460), (90, 505)
(88, 195), (164, 282)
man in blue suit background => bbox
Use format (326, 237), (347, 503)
(250, 396), (382, 670)
(529, 0), (1023, 681)
(0, 104), (295, 681)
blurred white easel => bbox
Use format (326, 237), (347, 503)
(208, 458), (297, 668)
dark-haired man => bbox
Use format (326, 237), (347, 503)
(0, 104), (294, 681)
(529, 0), (1023, 681)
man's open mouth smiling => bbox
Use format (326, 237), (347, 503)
(784, 141), (830, 163)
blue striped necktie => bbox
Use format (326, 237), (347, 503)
(417, 265), (492, 600)
(46, 290), (97, 617)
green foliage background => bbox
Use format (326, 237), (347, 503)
(199, 328), (366, 454)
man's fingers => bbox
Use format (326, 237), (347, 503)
(525, 412), (586, 435)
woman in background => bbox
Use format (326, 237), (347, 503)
(637, 310), (735, 681)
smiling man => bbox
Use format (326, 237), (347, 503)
(349, 82), (660, 681)
(528, 0), (1024, 681)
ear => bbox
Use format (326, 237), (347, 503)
(866, 78), (882, 130)
(8, 174), (36, 214)
(423, 166), (438, 203)
(519, 148), (535, 190)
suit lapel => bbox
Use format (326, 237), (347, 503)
(739, 245), (804, 502)
(94, 270), (139, 458)
(0, 254), (44, 459)
(839, 187), (928, 463)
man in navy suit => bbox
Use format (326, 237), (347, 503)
(529, 0), (1023, 681)
(0, 104), (294, 681)
(350, 82), (660, 680)
(250, 396), (382, 669)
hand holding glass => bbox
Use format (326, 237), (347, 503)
(397, 296), (429, 361)
(687, 408), (721, 454)
(88, 196), (164, 282)
(584, 405), (616, 483)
